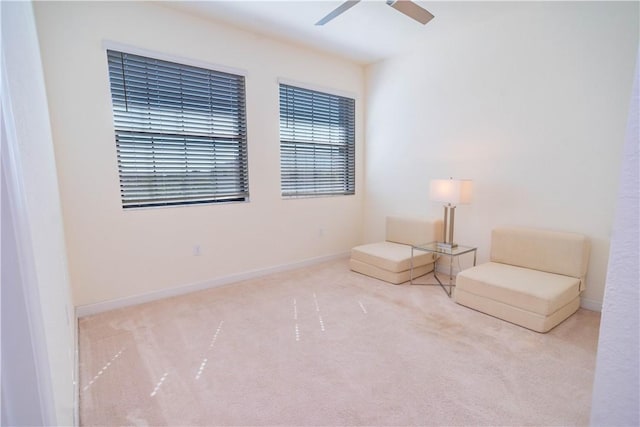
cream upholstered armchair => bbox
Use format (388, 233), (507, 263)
(455, 226), (590, 332)
(350, 216), (442, 284)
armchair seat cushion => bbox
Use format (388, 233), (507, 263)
(349, 216), (442, 285)
(351, 241), (434, 273)
(349, 259), (433, 285)
(456, 262), (580, 316)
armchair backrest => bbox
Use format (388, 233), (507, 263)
(386, 216), (443, 246)
(491, 227), (590, 283)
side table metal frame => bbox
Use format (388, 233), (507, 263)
(410, 243), (477, 297)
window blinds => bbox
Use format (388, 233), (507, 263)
(279, 84), (355, 197)
(107, 50), (249, 208)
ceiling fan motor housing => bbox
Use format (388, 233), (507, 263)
(316, 0), (434, 26)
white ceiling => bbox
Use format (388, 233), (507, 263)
(166, 1), (526, 64)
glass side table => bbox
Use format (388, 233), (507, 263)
(410, 242), (478, 297)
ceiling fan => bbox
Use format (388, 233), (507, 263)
(315, 0), (434, 26)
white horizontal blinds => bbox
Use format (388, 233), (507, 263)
(279, 84), (355, 197)
(107, 50), (248, 208)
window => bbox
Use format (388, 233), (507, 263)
(106, 50), (248, 208)
(279, 83), (355, 197)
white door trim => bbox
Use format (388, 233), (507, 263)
(1, 48), (57, 427)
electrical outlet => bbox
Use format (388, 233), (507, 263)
(193, 245), (202, 256)
(319, 227), (325, 237)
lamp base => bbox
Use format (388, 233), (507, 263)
(440, 204), (458, 251)
(437, 241), (458, 250)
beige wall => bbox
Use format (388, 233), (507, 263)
(34, 1), (638, 311)
(364, 2), (639, 309)
(34, 1), (365, 307)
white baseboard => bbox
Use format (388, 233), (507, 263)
(73, 314), (79, 426)
(580, 297), (602, 312)
(76, 252), (349, 317)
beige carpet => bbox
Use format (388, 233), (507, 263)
(79, 258), (600, 426)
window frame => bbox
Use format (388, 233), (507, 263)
(279, 81), (356, 199)
(105, 45), (249, 209)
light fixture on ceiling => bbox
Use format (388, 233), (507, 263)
(315, 0), (434, 26)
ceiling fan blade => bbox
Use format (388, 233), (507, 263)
(315, 0), (361, 26)
(386, 0), (434, 25)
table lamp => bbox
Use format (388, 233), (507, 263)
(429, 178), (473, 249)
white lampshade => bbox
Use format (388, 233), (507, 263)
(429, 179), (473, 205)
